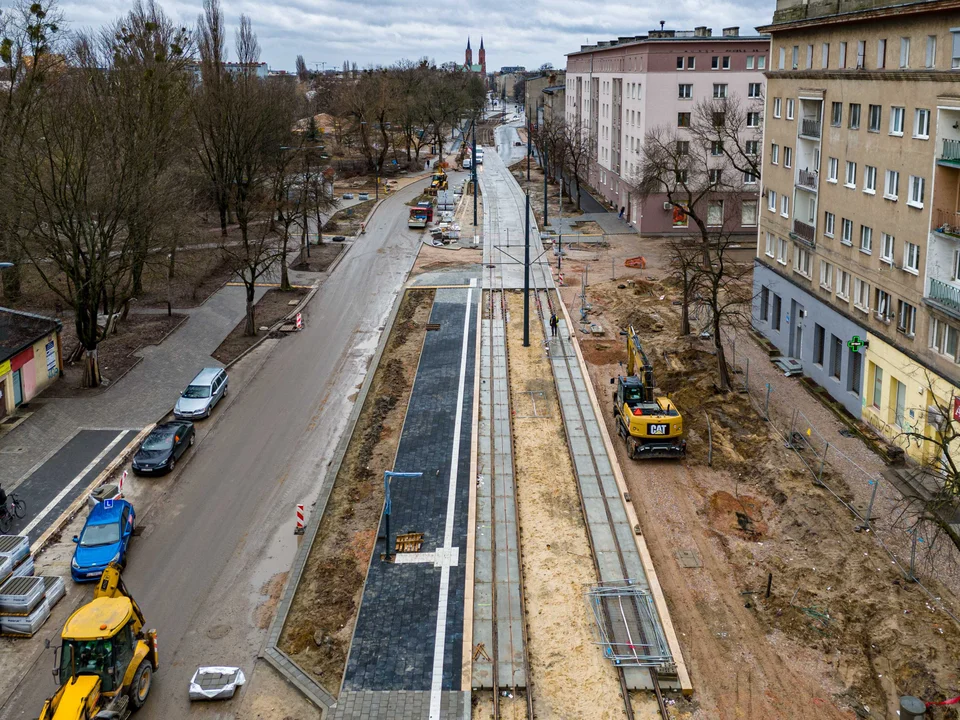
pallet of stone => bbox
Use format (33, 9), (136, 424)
(0, 575), (45, 615)
(40, 576), (66, 608)
(11, 555), (34, 578)
(1, 597), (50, 637)
(0, 555), (13, 585)
(0, 535), (30, 568)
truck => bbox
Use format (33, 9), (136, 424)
(408, 204), (432, 228)
(39, 563), (158, 720)
(611, 326), (686, 459)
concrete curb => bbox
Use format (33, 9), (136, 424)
(262, 282), (415, 714)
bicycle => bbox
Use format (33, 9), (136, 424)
(0, 493), (25, 534)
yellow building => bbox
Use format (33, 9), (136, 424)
(0, 308), (63, 419)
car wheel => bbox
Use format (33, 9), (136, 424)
(130, 660), (153, 709)
(168, 458), (175, 473)
(189, 435), (195, 447)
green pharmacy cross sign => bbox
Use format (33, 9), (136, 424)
(847, 335), (865, 353)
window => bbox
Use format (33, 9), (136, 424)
(854, 278), (871, 311)
(880, 232), (895, 263)
(784, 146), (793, 168)
(711, 140), (723, 156)
(900, 37), (911, 68)
(914, 108), (930, 139)
(827, 157), (839, 182)
(904, 241), (920, 273)
(676, 140), (689, 155)
(806, 44), (814, 69)
(908, 175), (925, 208)
(831, 336), (843, 380)
(820, 261), (833, 290)
(872, 364), (883, 408)
(898, 300), (916, 336)
(953, 30), (960, 68)
(778, 47), (786, 70)
(845, 161), (857, 188)
(840, 41), (848, 68)
(837, 270), (851, 300)
(814, 324), (825, 365)
(848, 103), (861, 129)
(795, 246), (812, 277)
(926, 35), (937, 67)
(831, 102), (842, 127)
(744, 171), (758, 185)
(841, 218), (853, 245)
(772, 294), (782, 330)
(824, 211), (835, 237)
(722, 56), (730, 70)
(864, 165), (877, 193)
(771, 143), (780, 164)
(768, 190), (777, 212)
(713, 83), (728, 98)
(711, 55), (720, 69)
(781, 195), (790, 218)
(748, 83), (762, 98)
(746, 140), (759, 156)
(792, 45), (799, 68)
(760, 285), (769, 320)
(893, 378), (907, 427)
(878, 38), (887, 68)
(746, 55), (755, 70)
(857, 40), (866, 68)
(786, 99), (795, 120)
(890, 106), (905, 135)
(678, 84), (692, 99)
(931, 318), (960, 361)
(868, 105), (881, 132)
(677, 112), (691, 128)
(884, 170), (900, 199)
(850, 351), (862, 396)
(712, 112), (725, 126)
(742, 200), (758, 226)
(765, 232), (775, 257)
(876, 288), (892, 319)
(773, 97), (782, 118)
(677, 56), (685, 70)
(758, 55), (766, 69)
(822, 42), (830, 68)
(675, 170), (688, 183)
(860, 225), (873, 254)
(777, 237), (788, 265)
(708, 169), (723, 184)
(955, 249), (960, 281)
(707, 200), (724, 226)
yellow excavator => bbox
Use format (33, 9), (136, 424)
(39, 563), (158, 720)
(425, 168), (448, 196)
(611, 326), (686, 459)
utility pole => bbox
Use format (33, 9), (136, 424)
(526, 121), (532, 181)
(382, 470), (423, 562)
(543, 144), (549, 228)
(523, 193), (530, 347)
(472, 118), (478, 227)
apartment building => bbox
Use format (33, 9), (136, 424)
(564, 27), (769, 234)
(752, 0), (960, 463)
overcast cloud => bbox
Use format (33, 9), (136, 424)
(55, 0), (776, 71)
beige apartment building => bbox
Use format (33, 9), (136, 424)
(752, 0), (960, 464)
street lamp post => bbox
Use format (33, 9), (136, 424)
(382, 470), (423, 561)
(0, 262), (13, 301)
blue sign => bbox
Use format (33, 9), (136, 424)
(102, 499), (114, 510)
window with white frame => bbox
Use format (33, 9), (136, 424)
(820, 260), (833, 290)
(926, 35), (937, 67)
(900, 37), (911, 67)
(880, 232), (895, 263)
(914, 108), (930, 138)
(713, 83), (728, 99)
(864, 165), (877, 193)
(765, 232), (775, 257)
(711, 140), (723, 156)
(885, 169), (900, 199)
(742, 200), (758, 226)
(931, 318), (960, 361)
(768, 190), (777, 212)
(868, 105), (881, 132)
(778, 47), (785, 69)
(904, 241), (920, 273)
(953, 30), (960, 68)
(878, 38), (887, 68)
(822, 42), (830, 68)
(890, 106), (905, 135)
(748, 83), (762, 98)
(777, 236), (788, 264)
(707, 200), (724, 226)
(839, 41), (847, 68)
(837, 269), (851, 299)
(708, 169), (723, 184)
(860, 225), (873, 254)
(849, 103), (861, 129)
(908, 175), (925, 208)
(794, 246), (812, 277)
(954, 249), (960, 280)
(677, 56), (685, 70)
(827, 157), (839, 182)
(898, 300), (916, 336)
(831, 102), (842, 126)
(781, 195), (790, 217)
(857, 40), (866, 68)
(824, 211), (836, 237)
(841, 218), (853, 245)
(758, 55), (766, 69)
(845, 161), (857, 188)
(773, 97), (782, 118)
(746, 140), (759, 156)
(678, 84), (692, 99)
(746, 55), (755, 69)
(876, 288), (892, 319)
(676, 140), (689, 155)
(747, 111), (761, 127)
(722, 56), (730, 70)
(744, 171), (758, 185)
(787, 98), (795, 120)
(854, 278), (871, 311)
(784, 146), (793, 168)
(771, 143), (779, 164)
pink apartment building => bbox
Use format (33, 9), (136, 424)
(565, 27), (770, 236)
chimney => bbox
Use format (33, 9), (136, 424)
(722, 27), (740, 37)
(694, 26), (712, 37)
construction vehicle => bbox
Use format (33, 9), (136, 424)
(425, 168), (448, 196)
(39, 563), (158, 720)
(408, 203), (432, 229)
(611, 326), (686, 459)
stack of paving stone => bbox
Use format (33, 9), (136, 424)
(0, 535), (65, 637)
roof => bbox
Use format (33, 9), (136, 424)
(86, 499), (131, 526)
(62, 597), (133, 640)
(0, 307), (61, 363)
(543, 85), (565, 94)
(567, 30), (770, 57)
(189, 367), (223, 385)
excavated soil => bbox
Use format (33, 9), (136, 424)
(278, 288), (434, 695)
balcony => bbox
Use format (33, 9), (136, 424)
(796, 169), (818, 192)
(928, 277), (960, 316)
(799, 118), (821, 139)
(792, 218), (815, 243)
(933, 208), (960, 239)
(940, 138), (960, 166)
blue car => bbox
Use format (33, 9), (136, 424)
(70, 499), (136, 582)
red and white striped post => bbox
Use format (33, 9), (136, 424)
(116, 470), (128, 498)
(295, 312), (303, 331)
(295, 504), (305, 535)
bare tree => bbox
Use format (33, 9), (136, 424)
(562, 120), (593, 212)
(688, 94), (763, 183)
(295, 53), (308, 83)
(667, 236), (702, 337)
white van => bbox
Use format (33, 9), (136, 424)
(462, 157), (472, 169)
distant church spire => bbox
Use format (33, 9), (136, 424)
(465, 37), (472, 67)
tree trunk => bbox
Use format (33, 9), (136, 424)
(244, 284), (257, 336)
(679, 272), (691, 336)
(81, 347), (101, 388)
(219, 204), (228, 236)
(713, 311), (730, 390)
(1, 265), (21, 303)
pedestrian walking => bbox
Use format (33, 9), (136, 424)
(549, 313), (559, 337)
(619, 206), (625, 220)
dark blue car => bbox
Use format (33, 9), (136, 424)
(70, 499), (136, 582)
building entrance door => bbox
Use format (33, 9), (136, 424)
(789, 301), (804, 359)
(12, 369), (22, 407)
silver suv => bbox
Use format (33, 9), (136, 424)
(174, 368), (228, 419)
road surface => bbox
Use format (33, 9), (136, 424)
(0, 178), (431, 718)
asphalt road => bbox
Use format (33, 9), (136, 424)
(1, 178), (429, 718)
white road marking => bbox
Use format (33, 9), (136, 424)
(430, 288), (473, 720)
(392, 547), (460, 567)
(20, 431), (128, 537)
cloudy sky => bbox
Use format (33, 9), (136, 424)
(57, 0), (776, 71)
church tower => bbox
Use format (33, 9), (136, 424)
(465, 37), (472, 68)
(479, 37), (486, 76)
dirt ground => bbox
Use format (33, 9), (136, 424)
(212, 288), (308, 365)
(493, 291), (626, 720)
(45, 313), (187, 396)
(506, 161), (583, 220)
(323, 199), (376, 236)
(291, 243), (344, 273)
(410, 246), (483, 276)
(557, 243), (960, 719)
(277, 288), (434, 695)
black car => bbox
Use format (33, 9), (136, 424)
(131, 421), (195, 475)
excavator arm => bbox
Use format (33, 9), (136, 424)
(95, 563), (146, 628)
(626, 326), (656, 402)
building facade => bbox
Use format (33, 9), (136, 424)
(564, 27), (769, 234)
(524, 72), (566, 124)
(752, 0), (960, 463)
(0, 308), (62, 419)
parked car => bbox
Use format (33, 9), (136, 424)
(462, 157), (472, 169)
(174, 367), (228, 419)
(358, 192), (370, 200)
(71, 499), (136, 581)
(342, 192), (354, 200)
(132, 421), (195, 475)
